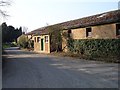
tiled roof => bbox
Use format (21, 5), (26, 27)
(26, 27), (47, 35)
(26, 9), (120, 35)
(60, 9), (120, 29)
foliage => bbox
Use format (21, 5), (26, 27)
(17, 35), (28, 48)
(67, 39), (120, 63)
(2, 43), (11, 49)
(1, 22), (22, 43)
(2, 42), (17, 49)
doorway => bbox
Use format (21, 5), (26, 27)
(41, 39), (44, 51)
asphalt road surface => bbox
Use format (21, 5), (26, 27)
(2, 47), (119, 88)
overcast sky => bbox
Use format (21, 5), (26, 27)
(1, 0), (120, 32)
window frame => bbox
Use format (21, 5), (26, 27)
(86, 27), (92, 37)
(116, 24), (120, 35)
(37, 37), (41, 43)
(45, 36), (48, 43)
(34, 37), (36, 42)
(68, 29), (71, 37)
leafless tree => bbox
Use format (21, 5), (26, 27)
(22, 26), (28, 34)
(0, 0), (11, 17)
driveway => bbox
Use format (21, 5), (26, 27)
(2, 47), (119, 88)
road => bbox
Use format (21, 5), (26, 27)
(2, 47), (119, 88)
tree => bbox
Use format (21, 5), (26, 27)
(0, 0), (11, 17)
(1, 22), (8, 42)
(22, 26), (28, 34)
(7, 25), (15, 42)
(15, 27), (22, 42)
(1, 22), (22, 43)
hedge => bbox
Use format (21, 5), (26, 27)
(67, 39), (120, 62)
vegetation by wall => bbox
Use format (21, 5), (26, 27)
(17, 34), (34, 49)
(48, 25), (62, 52)
(67, 39), (120, 63)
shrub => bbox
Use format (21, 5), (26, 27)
(67, 39), (120, 63)
(17, 35), (28, 48)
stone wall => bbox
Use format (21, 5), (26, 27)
(62, 23), (117, 52)
(71, 23), (116, 39)
(92, 24), (116, 39)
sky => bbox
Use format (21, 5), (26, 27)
(1, 0), (120, 32)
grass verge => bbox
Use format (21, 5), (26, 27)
(2, 42), (17, 49)
(49, 52), (119, 63)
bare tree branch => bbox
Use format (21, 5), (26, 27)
(0, 1), (11, 6)
(0, 0), (11, 17)
(0, 10), (9, 17)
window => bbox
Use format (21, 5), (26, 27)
(37, 37), (40, 42)
(68, 29), (71, 37)
(116, 24), (120, 35)
(45, 36), (48, 43)
(68, 29), (71, 34)
(34, 37), (36, 42)
(86, 28), (92, 37)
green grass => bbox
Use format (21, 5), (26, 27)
(2, 43), (11, 49)
(2, 42), (17, 49)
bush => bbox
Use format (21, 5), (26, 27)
(67, 39), (120, 63)
(17, 35), (28, 48)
